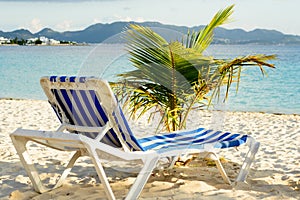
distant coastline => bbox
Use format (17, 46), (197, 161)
(0, 43), (88, 46)
(1, 21), (300, 45)
(0, 36), (87, 46)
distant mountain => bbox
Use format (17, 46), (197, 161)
(1, 21), (300, 45)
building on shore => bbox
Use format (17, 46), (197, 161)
(0, 37), (10, 44)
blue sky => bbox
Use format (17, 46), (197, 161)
(0, 0), (299, 35)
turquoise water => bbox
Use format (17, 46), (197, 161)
(1, 44), (299, 114)
(207, 45), (300, 114)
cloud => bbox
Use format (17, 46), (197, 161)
(92, 16), (145, 25)
(113, 15), (145, 23)
(55, 20), (73, 31)
(93, 18), (103, 24)
(29, 18), (43, 32)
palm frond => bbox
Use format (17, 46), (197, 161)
(188, 5), (234, 52)
(210, 54), (276, 103)
(114, 5), (276, 132)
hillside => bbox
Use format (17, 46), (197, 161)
(1, 21), (300, 45)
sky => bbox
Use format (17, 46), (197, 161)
(0, 0), (299, 36)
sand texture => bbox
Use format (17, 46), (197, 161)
(0, 99), (299, 199)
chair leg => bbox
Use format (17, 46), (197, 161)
(207, 152), (231, 185)
(53, 151), (81, 189)
(11, 136), (48, 193)
(87, 144), (158, 200)
(236, 141), (260, 182)
(125, 156), (158, 200)
(87, 148), (116, 200)
(166, 156), (179, 169)
(11, 135), (80, 193)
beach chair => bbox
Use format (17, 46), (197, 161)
(10, 76), (260, 200)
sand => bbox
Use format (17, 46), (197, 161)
(0, 99), (299, 200)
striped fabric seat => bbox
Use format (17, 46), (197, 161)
(11, 75), (260, 200)
(44, 76), (144, 151)
(112, 94), (249, 152)
(138, 128), (248, 152)
(44, 76), (250, 153)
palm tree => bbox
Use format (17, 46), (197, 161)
(114, 5), (276, 132)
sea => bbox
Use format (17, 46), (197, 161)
(1, 44), (300, 115)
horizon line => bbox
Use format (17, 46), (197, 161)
(1, 20), (299, 37)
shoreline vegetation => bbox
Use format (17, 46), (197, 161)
(0, 36), (87, 46)
(0, 43), (88, 46)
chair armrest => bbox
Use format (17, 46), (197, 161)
(57, 123), (112, 141)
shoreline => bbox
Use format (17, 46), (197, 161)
(1, 97), (299, 117)
(0, 43), (88, 47)
(0, 99), (299, 199)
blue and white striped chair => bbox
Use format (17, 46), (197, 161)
(10, 76), (260, 200)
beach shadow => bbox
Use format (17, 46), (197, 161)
(144, 158), (300, 199)
(0, 161), (33, 199)
(3, 157), (299, 200)
(0, 158), (98, 199)
(1, 156), (145, 200)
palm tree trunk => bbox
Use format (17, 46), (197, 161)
(169, 47), (178, 132)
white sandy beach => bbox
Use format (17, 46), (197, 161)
(0, 99), (299, 200)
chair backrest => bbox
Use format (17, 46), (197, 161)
(40, 76), (144, 151)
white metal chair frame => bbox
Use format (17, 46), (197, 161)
(10, 76), (260, 200)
